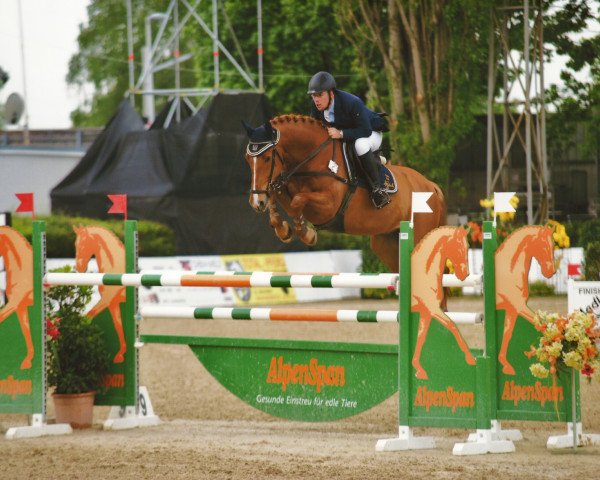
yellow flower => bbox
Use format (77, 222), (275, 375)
(530, 310), (600, 383)
(546, 341), (563, 358)
(530, 363), (549, 378)
(480, 198), (494, 209)
(563, 350), (583, 369)
(547, 219), (571, 248)
(498, 211), (516, 222)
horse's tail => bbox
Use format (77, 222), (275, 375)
(432, 183), (447, 227)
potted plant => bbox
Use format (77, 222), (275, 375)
(45, 265), (111, 428)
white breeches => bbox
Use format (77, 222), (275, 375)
(354, 131), (382, 156)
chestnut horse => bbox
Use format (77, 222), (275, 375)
(0, 227), (34, 369)
(410, 227), (475, 379)
(243, 115), (446, 272)
(495, 225), (555, 375)
(73, 225), (127, 364)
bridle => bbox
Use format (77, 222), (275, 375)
(246, 128), (349, 198)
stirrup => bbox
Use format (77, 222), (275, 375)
(371, 188), (390, 209)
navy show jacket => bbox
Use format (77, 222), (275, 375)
(310, 89), (388, 142)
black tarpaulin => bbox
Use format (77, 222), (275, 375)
(51, 93), (305, 255)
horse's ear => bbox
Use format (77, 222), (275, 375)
(265, 121), (276, 140)
(241, 120), (255, 138)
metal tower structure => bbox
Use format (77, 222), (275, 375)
(486, 0), (549, 224)
(125, 0), (264, 126)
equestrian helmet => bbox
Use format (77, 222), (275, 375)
(307, 71), (336, 94)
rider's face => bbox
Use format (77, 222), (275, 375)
(311, 91), (330, 111)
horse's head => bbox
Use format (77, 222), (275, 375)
(534, 226), (556, 278)
(447, 227), (469, 281)
(243, 120), (283, 213)
(73, 225), (94, 273)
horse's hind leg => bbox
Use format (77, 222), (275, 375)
(268, 200), (292, 243)
(0, 300), (34, 369)
(16, 304), (34, 370)
(412, 316), (432, 380)
(108, 301), (126, 364)
(370, 233), (399, 272)
(498, 308), (520, 375)
(432, 312), (476, 367)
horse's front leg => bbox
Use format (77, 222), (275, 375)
(288, 194), (321, 246)
(293, 215), (317, 246)
(268, 198), (292, 243)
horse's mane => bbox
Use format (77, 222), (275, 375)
(270, 114), (327, 132)
(413, 226), (456, 254)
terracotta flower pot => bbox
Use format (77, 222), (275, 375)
(52, 391), (96, 428)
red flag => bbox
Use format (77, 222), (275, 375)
(107, 194), (128, 220)
(15, 192), (34, 218)
(568, 263), (582, 277)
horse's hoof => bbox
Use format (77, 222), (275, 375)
(502, 364), (515, 375)
(278, 232), (293, 243)
(298, 229), (317, 246)
(465, 353), (476, 365)
(113, 353), (125, 364)
(20, 358), (32, 370)
(415, 369), (428, 380)
(276, 222), (293, 243)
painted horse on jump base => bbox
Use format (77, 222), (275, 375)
(410, 226), (475, 379)
(243, 115), (446, 272)
(0, 227), (34, 369)
(495, 225), (556, 375)
(73, 225), (127, 364)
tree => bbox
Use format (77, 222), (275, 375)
(67, 0), (360, 126)
(544, 0), (600, 163)
(337, 0), (492, 186)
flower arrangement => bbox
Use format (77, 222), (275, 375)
(527, 310), (600, 383)
(469, 196), (571, 251)
(46, 265), (111, 394)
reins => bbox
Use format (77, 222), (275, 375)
(270, 137), (350, 194)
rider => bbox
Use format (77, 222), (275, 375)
(307, 71), (390, 209)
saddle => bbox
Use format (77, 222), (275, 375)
(341, 143), (398, 194)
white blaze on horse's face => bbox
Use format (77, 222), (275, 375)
(246, 152), (270, 213)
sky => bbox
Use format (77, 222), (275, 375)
(0, 0), (90, 129)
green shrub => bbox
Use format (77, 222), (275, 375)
(11, 214), (175, 257)
(45, 265), (111, 394)
(584, 241), (600, 281)
(528, 281), (556, 297)
(566, 219), (600, 248)
(310, 231), (369, 251)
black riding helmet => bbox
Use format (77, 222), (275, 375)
(307, 71), (336, 94)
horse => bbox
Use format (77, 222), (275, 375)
(243, 115), (446, 272)
(73, 225), (127, 364)
(0, 227), (34, 369)
(495, 225), (555, 375)
(409, 226), (475, 379)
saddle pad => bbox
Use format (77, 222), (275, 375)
(379, 165), (398, 194)
(341, 143), (398, 194)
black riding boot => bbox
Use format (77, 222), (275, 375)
(358, 151), (390, 209)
